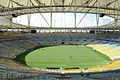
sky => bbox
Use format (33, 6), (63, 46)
(12, 13), (115, 28)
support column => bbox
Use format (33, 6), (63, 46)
(74, 12), (76, 28)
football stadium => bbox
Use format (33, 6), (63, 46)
(1, 0), (120, 80)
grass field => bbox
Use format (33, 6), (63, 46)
(24, 45), (112, 69)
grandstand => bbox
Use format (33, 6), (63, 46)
(0, 0), (120, 80)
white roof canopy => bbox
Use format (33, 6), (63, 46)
(0, 0), (120, 28)
(0, 0), (119, 16)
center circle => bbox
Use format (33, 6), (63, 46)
(25, 45), (111, 69)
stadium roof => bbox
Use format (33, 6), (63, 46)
(0, 0), (120, 28)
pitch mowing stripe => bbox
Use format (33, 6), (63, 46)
(17, 45), (112, 69)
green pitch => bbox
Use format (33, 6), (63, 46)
(24, 45), (112, 69)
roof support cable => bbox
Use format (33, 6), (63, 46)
(76, 0), (98, 27)
(74, 0), (78, 42)
(53, 0), (57, 11)
(76, 0), (95, 27)
(0, 0), (11, 23)
(105, 0), (118, 7)
(74, 0), (92, 14)
(11, 0), (20, 20)
(8, 0), (12, 29)
(11, 0), (14, 15)
(34, 0), (50, 11)
(64, 13), (66, 28)
(53, 14), (56, 27)
(62, 0), (65, 11)
(69, 0), (91, 12)
(84, 0), (92, 5)
(114, 1), (117, 28)
(27, 0), (31, 28)
(74, 0), (77, 28)
(68, 0), (74, 11)
(10, 0), (24, 7)
(96, 1), (100, 33)
(50, 0), (52, 28)
(116, 0), (120, 29)
(30, 0), (50, 27)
